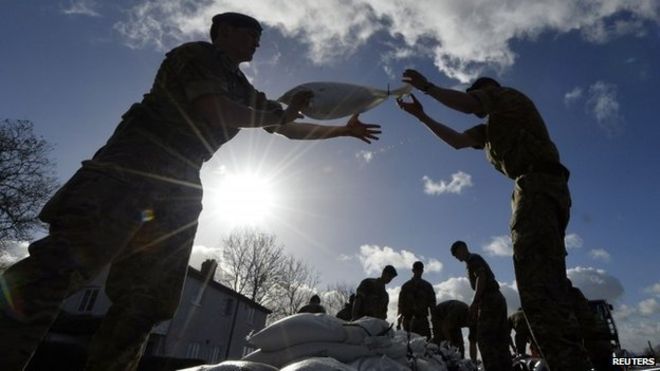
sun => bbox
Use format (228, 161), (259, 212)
(205, 171), (278, 227)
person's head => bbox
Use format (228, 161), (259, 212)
(412, 261), (424, 278)
(450, 240), (470, 262)
(310, 294), (321, 304)
(466, 77), (500, 118)
(381, 265), (398, 284)
(210, 12), (262, 63)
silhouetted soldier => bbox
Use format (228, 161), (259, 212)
(336, 294), (355, 321)
(433, 299), (477, 361)
(298, 295), (326, 314)
(352, 265), (397, 320)
(451, 241), (512, 371)
(398, 261), (436, 339)
(0, 12), (381, 371)
(508, 307), (534, 356)
(398, 69), (592, 371)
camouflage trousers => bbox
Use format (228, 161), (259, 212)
(0, 166), (203, 371)
(511, 173), (592, 371)
(477, 290), (512, 371)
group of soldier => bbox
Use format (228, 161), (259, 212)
(302, 247), (609, 371)
(1, 10), (604, 371)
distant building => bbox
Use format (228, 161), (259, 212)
(35, 259), (270, 368)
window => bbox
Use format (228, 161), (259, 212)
(209, 345), (221, 363)
(186, 342), (200, 359)
(246, 307), (256, 324)
(242, 346), (256, 356)
(78, 288), (99, 312)
(224, 298), (234, 316)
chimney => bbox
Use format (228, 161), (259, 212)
(200, 259), (218, 281)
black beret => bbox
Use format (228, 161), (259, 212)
(212, 12), (262, 31)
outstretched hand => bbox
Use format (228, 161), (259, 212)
(396, 93), (425, 118)
(346, 114), (381, 144)
(402, 69), (429, 91)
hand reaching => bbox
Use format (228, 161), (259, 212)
(396, 93), (425, 118)
(346, 114), (381, 144)
(402, 69), (430, 91)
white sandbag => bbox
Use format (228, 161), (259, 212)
(281, 357), (358, 371)
(350, 355), (411, 371)
(243, 342), (372, 368)
(343, 317), (392, 344)
(247, 313), (346, 351)
(277, 82), (412, 120)
(177, 360), (278, 371)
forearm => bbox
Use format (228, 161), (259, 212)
(193, 94), (283, 129)
(416, 113), (472, 149)
(270, 122), (348, 140)
(426, 85), (480, 114)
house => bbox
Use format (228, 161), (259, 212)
(29, 259), (270, 370)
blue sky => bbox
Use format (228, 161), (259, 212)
(1, 0), (659, 352)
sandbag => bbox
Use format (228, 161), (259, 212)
(243, 342), (372, 368)
(350, 355), (411, 371)
(343, 317), (392, 344)
(247, 313), (346, 351)
(281, 357), (358, 371)
(177, 360), (278, 371)
(277, 82), (412, 120)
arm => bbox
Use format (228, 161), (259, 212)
(402, 69), (482, 114)
(267, 114), (381, 143)
(397, 94), (479, 149)
(192, 90), (310, 130)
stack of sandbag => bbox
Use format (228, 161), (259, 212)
(178, 314), (477, 371)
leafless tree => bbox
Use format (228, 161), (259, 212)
(216, 228), (286, 307)
(321, 282), (355, 317)
(1, 119), (57, 257)
(269, 255), (320, 320)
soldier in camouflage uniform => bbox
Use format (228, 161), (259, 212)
(397, 261), (436, 339)
(432, 299), (477, 361)
(0, 13), (381, 371)
(508, 307), (535, 356)
(450, 241), (512, 371)
(352, 265), (397, 320)
(566, 280), (614, 371)
(398, 70), (593, 371)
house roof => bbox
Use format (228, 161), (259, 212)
(186, 266), (272, 314)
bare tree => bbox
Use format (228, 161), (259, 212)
(0, 119), (57, 241)
(269, 255), (320, 320)
(218, 228), (286, 307)
(322, 282), (355, 317)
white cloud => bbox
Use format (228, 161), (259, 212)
(567, 266), (624, 302)
(338, 254), (353, 262)
(586, 81), (624, 136)
(61, 0), (101, 17)
(564, 87), (583, 106)
(422, 171), (473, 195)
(434, 277), (474, 304)
(589, 248), (611, 262)
(564, 233), (583, 249)
(638, 298), (660, 316)
(645, 282), (660, 298)
(483, 235), (513, 257)
(114, 1), (660, 82)
(358, 244), (443, 276)
(356, 150), (374, 163)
